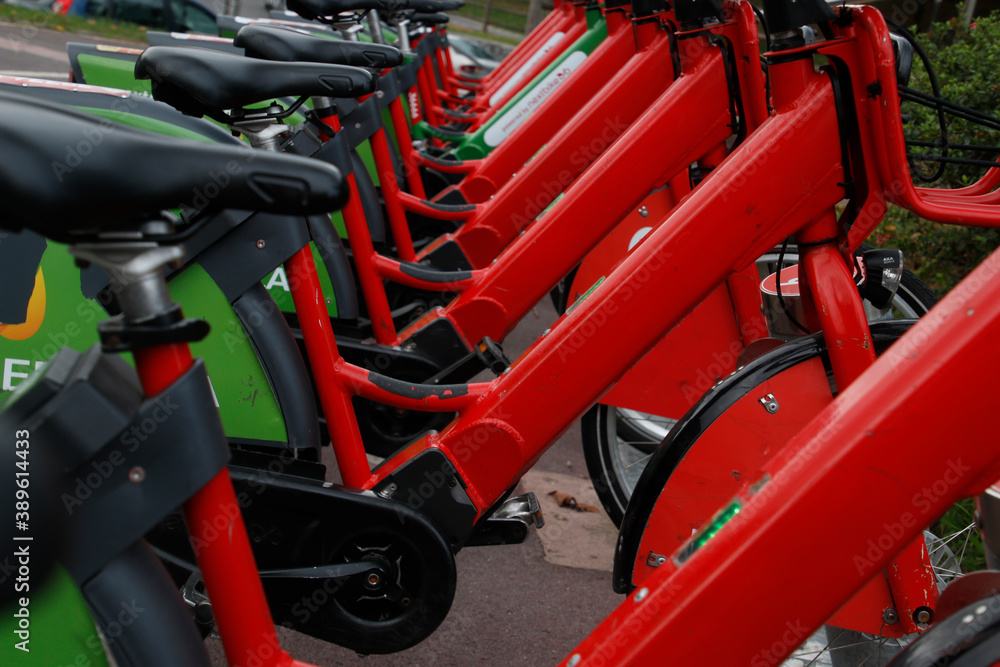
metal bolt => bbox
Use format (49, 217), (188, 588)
(256, 239), (266, 249)
(882, 608), (899, 624)
(367, 573), (381, 586)
(759, 393), (779, 413)
(567, 655), (582, 667)
(355, 123), (361, 129)
(646, 552), (667, 567)
(634, 587), (649, 602)
(968, 309), (975, 316)
(376, 90), (384, 98)
(914, 607), (933, 625)
(128, 467), (146, 484)
(639, 206), (649, 217)
(401, 597), (412, 607)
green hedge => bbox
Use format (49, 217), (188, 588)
(875, 9), (1000, 293)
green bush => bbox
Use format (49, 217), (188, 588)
(875, 8), (1000, 293)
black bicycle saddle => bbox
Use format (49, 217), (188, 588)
(287, 0), (460, 21)
(409, 11), (450, 24)
(235, 24), (403, 68)
(0, 93), (347, 242)
(134, 46), (376, 120)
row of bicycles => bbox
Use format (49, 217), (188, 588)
(2, 0), (1000, 663)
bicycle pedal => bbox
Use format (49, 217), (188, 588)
(475, 337), (511, 375)
(466, 493), (545, 547)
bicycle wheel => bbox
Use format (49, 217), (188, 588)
(583, 261), (938, 527)
(615, 322), (980, 667)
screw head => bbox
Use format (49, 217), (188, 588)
(639, 206), (649, 217)
(256, 239), (266, 249)
(567, 654), (582, 667)
(914, 607), (933, 625)
(634, 587), (649, 602)
(882, 608), (899, 624)
(128, 467), (146, 484)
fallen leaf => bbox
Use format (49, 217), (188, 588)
(548, 490), (577, 509)
(548, 490), (600, 513)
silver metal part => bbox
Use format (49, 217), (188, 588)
(493, 492), (545, 529)
(646, 552), (667, 568)
(339, 22), (365, 41)
(979, 488), (1000, 570)
(366, 10), (386, 44)
(638, 206), (648, 217)
(882, 608), (899, 624)
(182, 572), (211, 610)
(759, 393), (779, 414)
(312, 95), (337, 112)
(231, 119), (290, 152)
(70, 243), (183, 323)
(396, 19), (412, 54)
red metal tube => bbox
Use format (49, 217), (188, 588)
(285, 246), (372, 487)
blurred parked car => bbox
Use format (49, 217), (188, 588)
(50, 0), (216, 33)
(447, 33), (500, 74)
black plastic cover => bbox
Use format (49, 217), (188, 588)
(673, 0), (724, 23)
(630, 0), (668, 17)
(339, 96), (384, 147)
(762, 0), (836, 34)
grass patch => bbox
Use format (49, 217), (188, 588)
(0, 3), (147, 43)
(447, 23), (521, 46)
(453, 0), (527, 34)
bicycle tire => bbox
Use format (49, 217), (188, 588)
(82, 540), (211, 667)
(583, 260), (938, 527)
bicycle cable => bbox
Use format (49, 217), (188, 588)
(885, 18), (950, 182)
(776, 237), (812, 336)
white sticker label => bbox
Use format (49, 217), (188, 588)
(483, 50), (587, 148)
(488, 31), (565, 107)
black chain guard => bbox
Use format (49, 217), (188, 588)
(147, 462), (456, 655)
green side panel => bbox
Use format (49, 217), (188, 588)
(356, 139), (380, 187)
(71, 106), (218, 142)
(381, 106), (399, 151)
(448, 18), (608, 160)
(0, 247), (290, 443)
(169, 264), (289, 443)
(78, 54), (152, 95)
(331, 210), (347, 238)
(263, 242), (339, 318)
(0, 244), (102, 402)
(0, 565), (110, 666)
